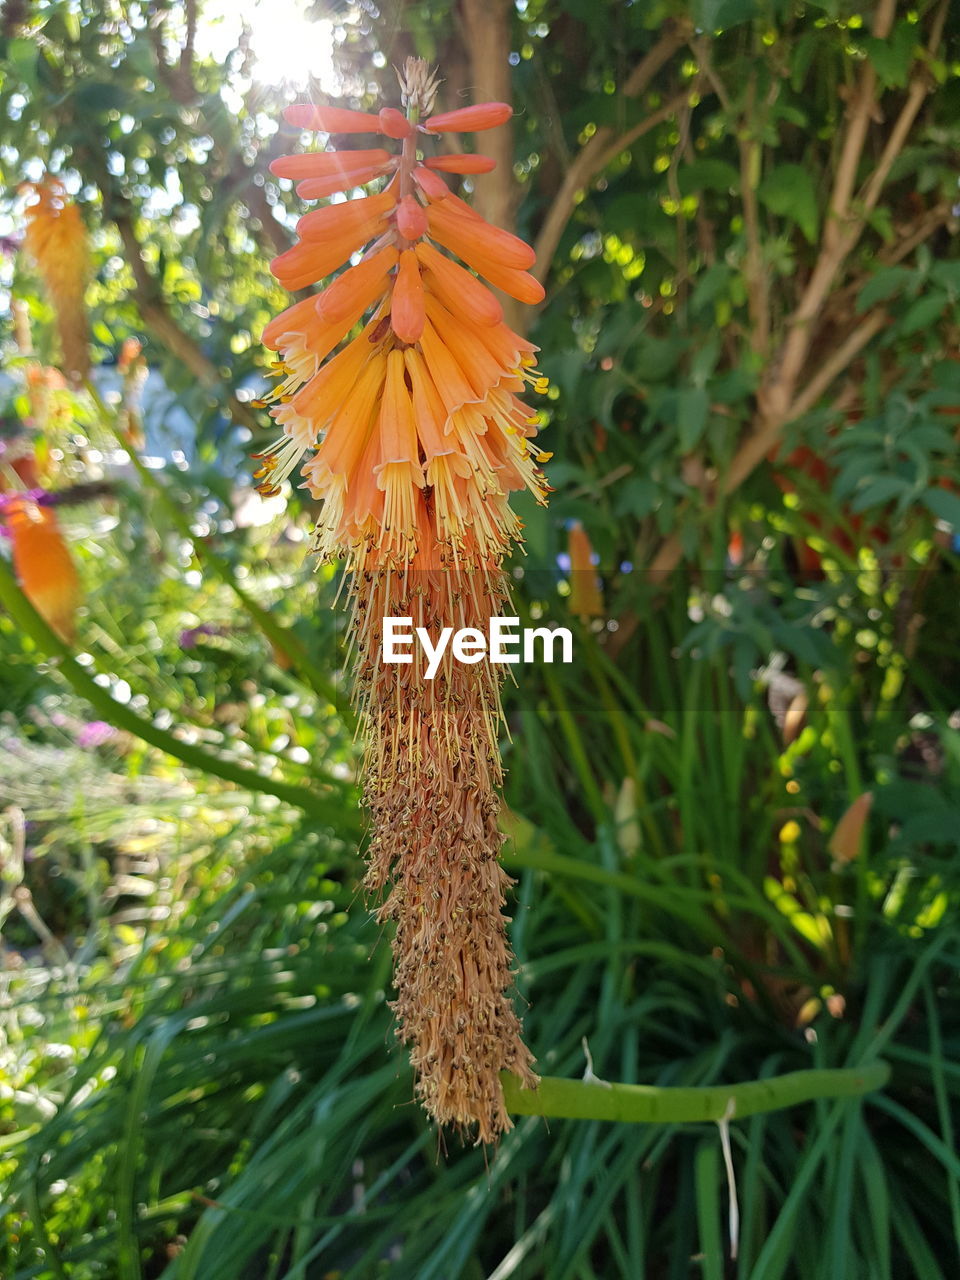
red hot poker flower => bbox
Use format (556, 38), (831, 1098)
(256, 57), (549, 1142)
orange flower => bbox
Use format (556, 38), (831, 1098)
(256, 57), (550, 1141)
(269, 147), (394, 181)
(568, 522), (604, 618)
(391, 251), (425, 343)
(21, 178), (90, 383)
(424, 153), (496, 174)
(423, 102), (513, 133)
(6, 498), (81, 644)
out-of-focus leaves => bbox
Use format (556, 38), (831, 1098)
(758, 163), (820, 243)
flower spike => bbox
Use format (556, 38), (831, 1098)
(256, 59), (549, 1144)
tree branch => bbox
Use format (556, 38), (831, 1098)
(723, 309), (891, 496)
(738, 76), (770, 356)
(458, 0), (516, 231)
(113, 211), (261, 434)
(532, 23), (691, 281)
(641, 0), (946, 590)
(458, 0), (523, 330)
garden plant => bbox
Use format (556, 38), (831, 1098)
(1, 1), (960, 1277)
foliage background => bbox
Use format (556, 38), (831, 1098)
(2, 0), (960, 1276)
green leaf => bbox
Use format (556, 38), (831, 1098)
(693, 0), (759, 32)
(856, 266), (918, 313)
(757, 164), (819, 243)
(691, 264), (734, 314)
(677, 159), (740, 196)
(690, 335), (721, 387)
(7, 37), (39, 91)
(615, 477), (659, 519)
(72, 82), (135, 113)
(864, 22), (918, 89)
(922, 486), (960, 528)
(930, 261), (960, 293)
(677, 387), (710, 453)
(850, 475), (913, 513)
(629, 336), (685, 382)
(899, 292), (949, 336)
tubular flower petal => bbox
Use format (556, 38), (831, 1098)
(423, 102), (513, 132)
(415, 241), (502, 327)
(463, 257), (546, 306)
(270, 232), (377, 291)
(291, 318), (383, 420)
(295, 162), (393, 201)
(316, 353), (387, 477)
(418, 318), (481, 413)
(426, 199), (536, 271)
(402, 348), (462, 462)
(423, 295), (505, 396)
(412, 166), (451, 200)
(269, 148), (393, 180)
(391, 251), (425, 343)
(316, 245), (399, 325)
(261, 295), (326, 349)
(284, 104), (383, 132)
(396, 194), (429, 241)
(425, 154), (496, 174)
(296, 188), (396, 241)
(379, 107), (413, 139)
(255, 57), (550, 1143)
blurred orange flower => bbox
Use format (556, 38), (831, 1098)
(6, 497), (81, 644)
(21, 178), (91, 384)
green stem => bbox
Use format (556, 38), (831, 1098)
(501, 1060), (890, 1124)
(0, 554), (341, 818)
(542, 665), (607, 822)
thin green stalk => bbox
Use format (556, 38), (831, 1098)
(500, 1060), (889, 1124)
(24, 1176), (71, 1280)
(0, 554), (341, 818)
(578, 628), (637, 778)
(542, 666), (607, 821)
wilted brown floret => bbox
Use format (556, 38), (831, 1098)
(353, 564), (537, 1142)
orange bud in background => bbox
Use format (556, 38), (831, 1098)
(117, 337), (142, 374)
(21, 178), (91, 384)
(568, 522), (603, 618)
(6, 498), (81, 644)
(829, 792), (873, 863)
